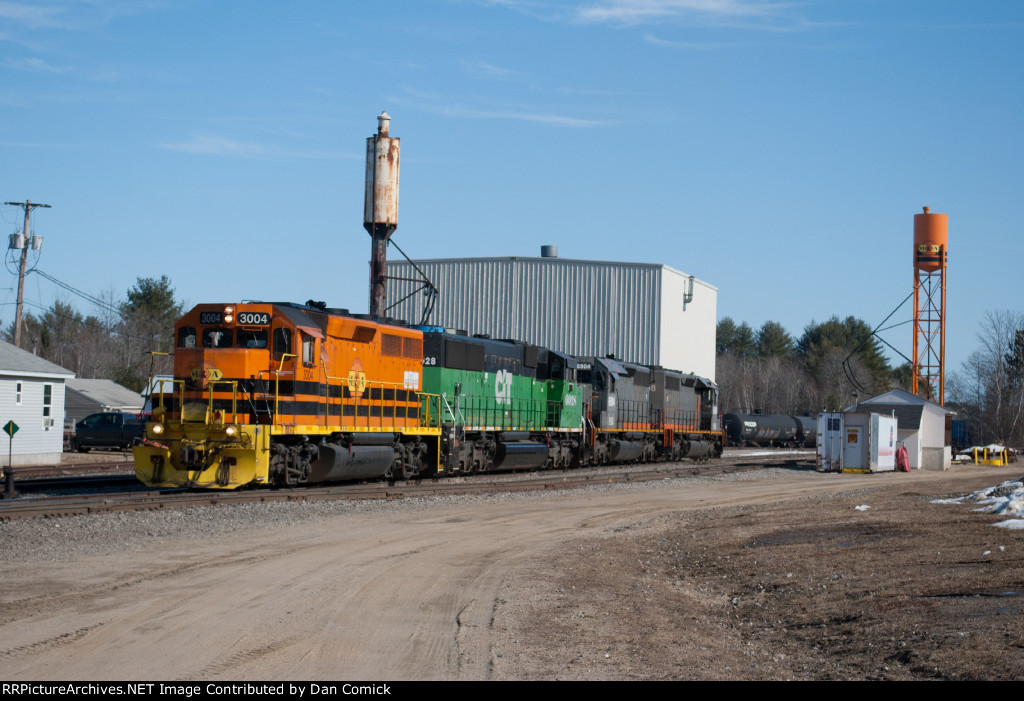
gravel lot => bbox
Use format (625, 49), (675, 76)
(2, 460), (1021, 680)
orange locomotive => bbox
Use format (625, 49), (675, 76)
(134, 302), (441, 488)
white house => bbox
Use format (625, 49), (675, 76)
(0, 340), (74, 466)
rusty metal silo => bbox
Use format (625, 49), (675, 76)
(364, 111), (400, 318)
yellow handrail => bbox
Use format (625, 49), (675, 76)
(206, 380), (238, 422)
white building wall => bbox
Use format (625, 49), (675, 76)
(659, 270), (717, 379)
(0, 375), (67, 466)
(897, 430), (922, 470)
(919, 406), (946, 448)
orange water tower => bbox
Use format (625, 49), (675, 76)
(912, 206), (948, 404)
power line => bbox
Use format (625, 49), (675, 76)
(5, 299), (163, 345)
(33, 269), (124, 318)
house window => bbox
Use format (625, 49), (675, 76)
(16, 382), (22, 406)
(42, 383), (52, 430)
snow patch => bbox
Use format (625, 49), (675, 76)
(933, 479), (1024, 529)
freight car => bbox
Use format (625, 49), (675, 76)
(133, 302), (723, 489)
(722, 413), (817, 448)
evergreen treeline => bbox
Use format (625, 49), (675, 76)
(722, 310), (1024, 448)
(716, 315), (909, 414)
(5, 275), (183, 392)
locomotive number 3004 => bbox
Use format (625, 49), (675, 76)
(237, 312), (270, 326)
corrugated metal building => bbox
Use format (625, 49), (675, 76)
(384, 253), (717, 380)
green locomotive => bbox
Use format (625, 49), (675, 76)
(418, 329), (583, 473)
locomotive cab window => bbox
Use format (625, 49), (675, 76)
(203, 328), (233, 348)
(178, 327), (196, 348)
(238, 329), (268, 349)
(301, 333), (316, 366)
(273, 328), (292, 358)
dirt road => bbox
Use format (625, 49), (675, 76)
(2, 464), (1020, 680)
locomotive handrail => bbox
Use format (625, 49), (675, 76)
(663, 409), (698, 431)
(153, 378), (187, 425)
(447, 392), (553, 430)
(277, 354), (297, 374)
(617, 399), (650, 430)
(419, 392), (441, 428)
(440, 393), (458, 425)
(206, 380), (238, 423)
(583, 400), (595, 448)
(266, 353), (296, 429)
(150, 378), (182, 412)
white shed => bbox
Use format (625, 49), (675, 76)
(0, 340), (74, 466)
(846, 388), (954, 470)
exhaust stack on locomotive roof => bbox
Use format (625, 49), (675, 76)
(364, 111), (400, 318)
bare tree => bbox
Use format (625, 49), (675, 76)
(948, 310), (1024, 446)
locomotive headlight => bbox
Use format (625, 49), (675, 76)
(150, 422), (165, 437)
(224, 425), (238, 438)
(224, 305), (235, 323)
(224, 314), (234, 323)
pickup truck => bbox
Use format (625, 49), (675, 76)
(72, 412), (146, 452)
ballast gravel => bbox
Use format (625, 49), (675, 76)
(0, 466), (804, 563)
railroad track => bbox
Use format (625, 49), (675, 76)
(0, 450), (815, 521)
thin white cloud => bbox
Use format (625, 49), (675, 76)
(0, 2), (65, 28)
(0, 0), (169, 31)
(476, 0), (795, 28)
(642, 32), (736, 48)
(577, 0), (785, 25)
(476, 61), (520, 77)
(0, 140), (83, 149)
(158, 133), (358, 160)
(396, 87), (608, 127)
(443, 106), (605, 127)
(4, 56), (73, 73)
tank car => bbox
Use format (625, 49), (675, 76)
(723, 413), (817, 447)
(794, 415), (817, 446)
(134, 302), (442, 488)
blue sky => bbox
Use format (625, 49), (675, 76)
(2, 0), (1021, 376)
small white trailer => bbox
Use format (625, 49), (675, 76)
(817, 411), (898, 473)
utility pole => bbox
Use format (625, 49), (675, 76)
(4, 200), (50, 349)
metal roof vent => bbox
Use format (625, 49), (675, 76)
(540, 245), (558, 258)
